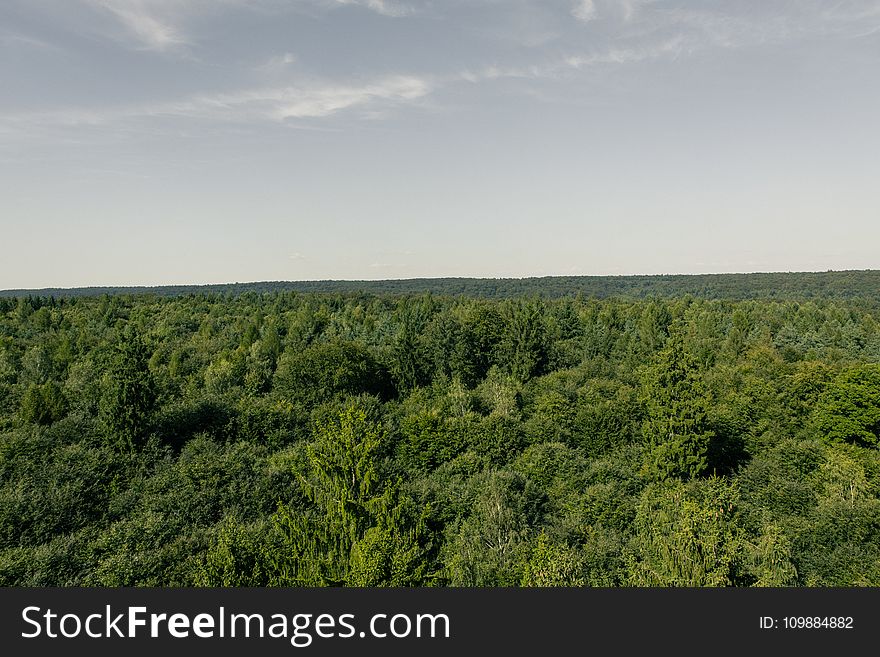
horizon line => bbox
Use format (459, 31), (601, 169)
(2, 268), (878, 296)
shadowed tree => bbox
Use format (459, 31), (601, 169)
(99, 328), (157, 452)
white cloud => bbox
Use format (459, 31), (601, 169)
(457, 33), (685, 85)
(257, 52), (297, 73)
(276, 53), (296, 66)
(203, 75), (431, 120)
(67, 1), (417, 56)
(85, 0), (189, 51)
(79, 0), (262, 53)
(571, 0), (597, 23)
(0, 73), (433, 132)
(565, 35), (684, 69)
(617, 0), (657, 23)
(0, 29), (59, 51)
(333, 0), (413, 18)
(7, 0), (880, 138)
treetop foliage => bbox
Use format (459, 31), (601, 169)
(1, 282), (880, 586)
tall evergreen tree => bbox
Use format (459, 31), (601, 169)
(100, 328), (157, 452)
(270, 402), (430, 586)
(641, 330), (714, 481)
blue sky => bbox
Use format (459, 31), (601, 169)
(2, 1), (879, 287)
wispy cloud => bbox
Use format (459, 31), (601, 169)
(458, 34), (685, 85)
(6, 0), (880, 137)
(619, 0), (657, 22)
(0, 73), (433, 134)
(209, 75), (432, 120)
(0, 29), (59, 51)
(50, 0), (416, 57)
(77, 0), (267, 54)
(84, 0), (189, 52)
(565, 35), (685, 69)
(571, 0), (596, 23)
(255, 52), (298, 77)
(333, 0), (414, 17)
(458, 1), (880, 89)
(616, 1), (880, 51)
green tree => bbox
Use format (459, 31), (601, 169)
(196, 517), (274, 586)
(811, 364), (880, 447)
(99, 329), (157, 451)
(270, 403), (430, 586)
(747, 523), (798, 587)
(397, 410), (465, 473)
(389, 296), (433, 392)
(273, 339), (392, 407)
(637, 301), (672, 353)
(627, 478), (745, 586)
(19, 381), (67, 425)
(444, 470), (543, 586)
(641, 331), (714, 480)
(521, 531), (585, 586)
(496, 300), (548, 383)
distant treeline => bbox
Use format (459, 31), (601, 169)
(2, 269), (880, 302)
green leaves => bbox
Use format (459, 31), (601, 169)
(19, 381), (67, 426)
(640, 331), (714, 481)
(197, 517), (274, 587)
(268, 402), (433, 586)
(99, 328), (157, 452)
(811, 364), (880, 447)
(3, 289), (880, 588)
(273, 339), (393, 408)
(521, 531), (586, 586)
(627, 477), (744, 587)
(496, 299), (548, 383)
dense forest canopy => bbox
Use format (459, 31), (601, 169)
(1, 280), (879, 586)
(3, 269), (880, 302)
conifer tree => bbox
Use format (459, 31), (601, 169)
(270, 402), (430, 586)
(100, 328), (157, 452)
(641, 330), (714, 481)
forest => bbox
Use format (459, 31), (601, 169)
(3, 269), (880, 302)
(1, 275), (879, 586)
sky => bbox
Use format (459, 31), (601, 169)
(1, 0), (879, 288)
